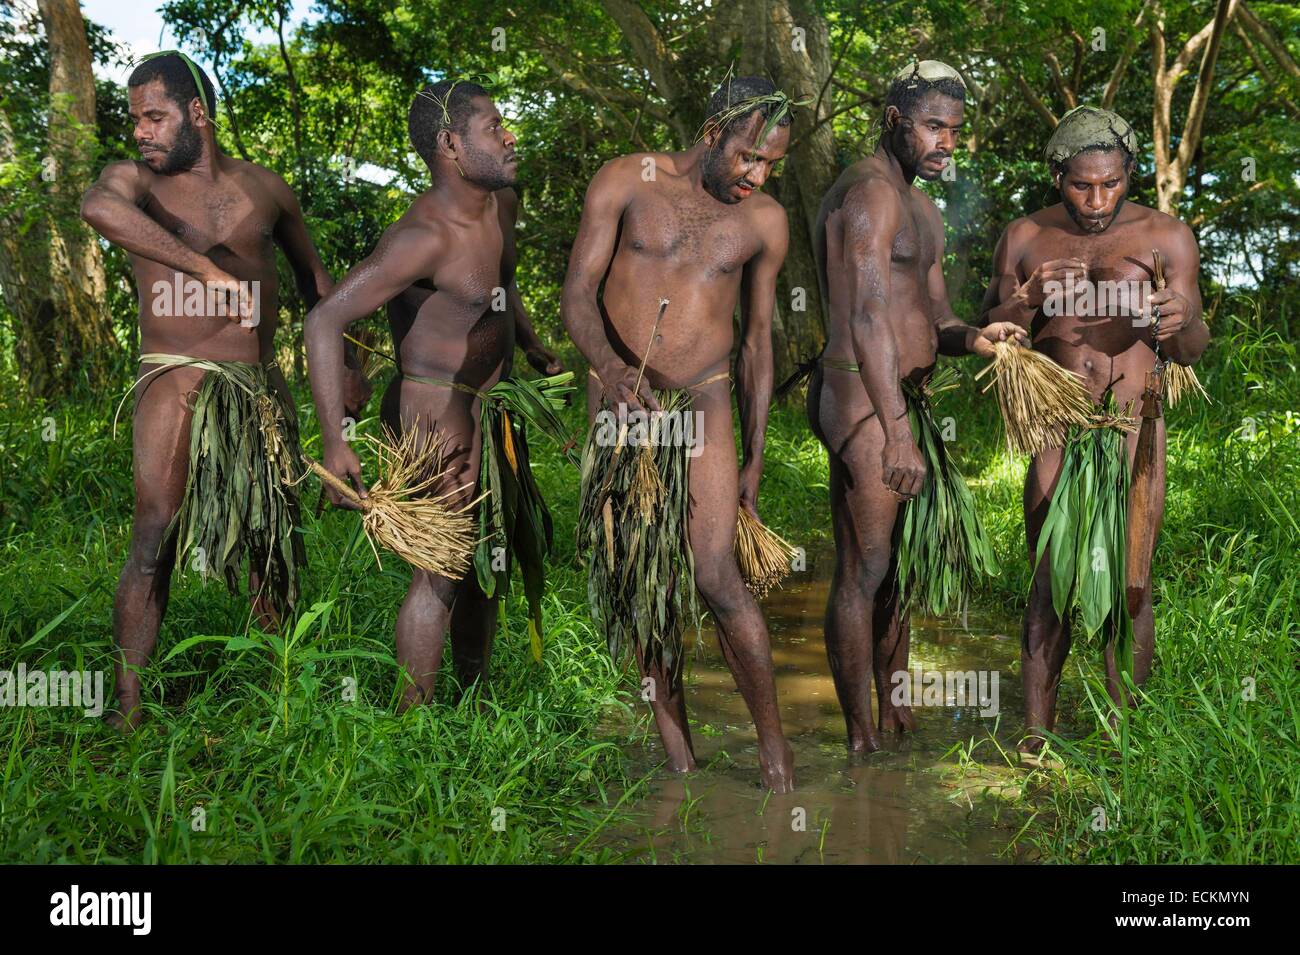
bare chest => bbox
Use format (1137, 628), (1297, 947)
(413, 228), (504, 314)
(888, 196), (935, 268)
(620, 188), (760, 276)
(145, 180), (276, 255)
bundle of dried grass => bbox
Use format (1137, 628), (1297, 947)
(1151, 248), (1208, 409)
(303, 427), (479, 579)
(735, 507), (795, 599)
(1164, 363), (1208, 408)
(974, 340), (1093, 456)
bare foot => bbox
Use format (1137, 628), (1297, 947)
(759, 739), (795, 793)
(1017, 732), (1046, 757)
(662, 744), (698, 775)
(879, 703), (917, 733)
(104, 699), (143, 734)
(847, 726), (884, 754)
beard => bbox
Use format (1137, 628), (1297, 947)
(460, 139), (516, 191)
(146, 114), (203, 174)
(1062, 185), (1128, 234)
(701, 144), (745, 204)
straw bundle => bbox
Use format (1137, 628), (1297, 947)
(1152, 248), (1208, 409)
(735, 507), (796, 599)
(304, 427), (479, 579)
(974, 340), (1094, 456)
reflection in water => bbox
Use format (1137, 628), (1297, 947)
(596, 551), (1035, 864)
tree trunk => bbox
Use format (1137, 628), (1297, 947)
(0, 108), (59, 397)
(37, 0), (118, 394)
(763, 0), (838, 382)
(1151, 0), (1237, 214)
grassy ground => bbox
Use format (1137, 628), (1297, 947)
(1, 296), (1295, 862)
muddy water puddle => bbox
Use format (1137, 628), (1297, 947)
(596, 551), (1036, 864)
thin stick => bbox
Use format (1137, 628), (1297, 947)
(344, 332), (395, 365)
(633, 298), (669, 399)
(615, 298), (669, 455)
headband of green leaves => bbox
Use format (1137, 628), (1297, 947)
(695, 71), (811, 149)
(134, 50), (218, 126)
(415, 72), (502, 131)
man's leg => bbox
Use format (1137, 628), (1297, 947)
(687, 384), (794, 792)
(1020, 449), (1072, 754)
(109, 365), (204, 732)
(873, 576), (915, 733)
(809, 369), (901, 751)
(448, 574), (497, 691)
(391, 382), (480, 710)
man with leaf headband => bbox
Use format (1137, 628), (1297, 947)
(808, 60), (1024, 754)
(81, 52), (361, 731)
(563, 75), (797, 793)
(306, 79), (568, 710)
(980, 105), (1209, 754)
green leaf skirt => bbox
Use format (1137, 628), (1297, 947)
(895, 373), (1000, 617)
(406, 371), (575, 663)
(132, 354), (306, 617)
(576, 388), (699, 678)
(1033, 405), (1134, 674)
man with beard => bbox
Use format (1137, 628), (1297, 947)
(80, 52), (362, 731)
(980, 106), (1208, 753)
(807, 61), (1025, 753)
(564, 76), (796, 792)
(306, 80), (564, 707)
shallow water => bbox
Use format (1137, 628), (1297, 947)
(596, 550), (1037, 864)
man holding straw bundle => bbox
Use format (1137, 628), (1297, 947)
(980, 106), (1209, 753)
(807, 61), (1025, 754)
(307, 80), (568, 709)
(81, 52), (362, 732)
(563, 76), (796, 792)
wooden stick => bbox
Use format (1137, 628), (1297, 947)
(344, 332), (395, 365)
(615, 298), (669, 455)
(303, 455), (370, 511)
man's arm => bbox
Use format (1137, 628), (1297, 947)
(305, 220), (440, 505)
(561, 157), (658, 411)
(838, 179), (924, 497)
(80, 160), (250, 322)
(736, 202), (788, 515)
(978, 219), (1086, 332)
(497, 188), (560, 375)
(265, 169), (332, 307)
(1150, 220), (1209, 366)
(926, 206), (1026, 356)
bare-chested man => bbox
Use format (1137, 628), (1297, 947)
(809, 61), (1025, 753)
(80, 52), (359, 732)
(563, 76), (796, 792)
(306, 80), (562, 708)
(980, 106), (1208, 753)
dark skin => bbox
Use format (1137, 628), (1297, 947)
(80, 77), (352, 732)
(306, 95), (559, 708)
(979, 146), (1208, 754)
(562, 110), (795, 792)
(809, 89), (1025, 752)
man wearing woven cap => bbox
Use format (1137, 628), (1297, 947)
(808, 60), (1025, 753)
(563, 75), (795, 791)
(980, 105), (1209, 754)
(306, 79), (567, 710)
(80, 52), (357, 732)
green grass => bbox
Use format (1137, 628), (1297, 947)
(1, 297), (1296, 862)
